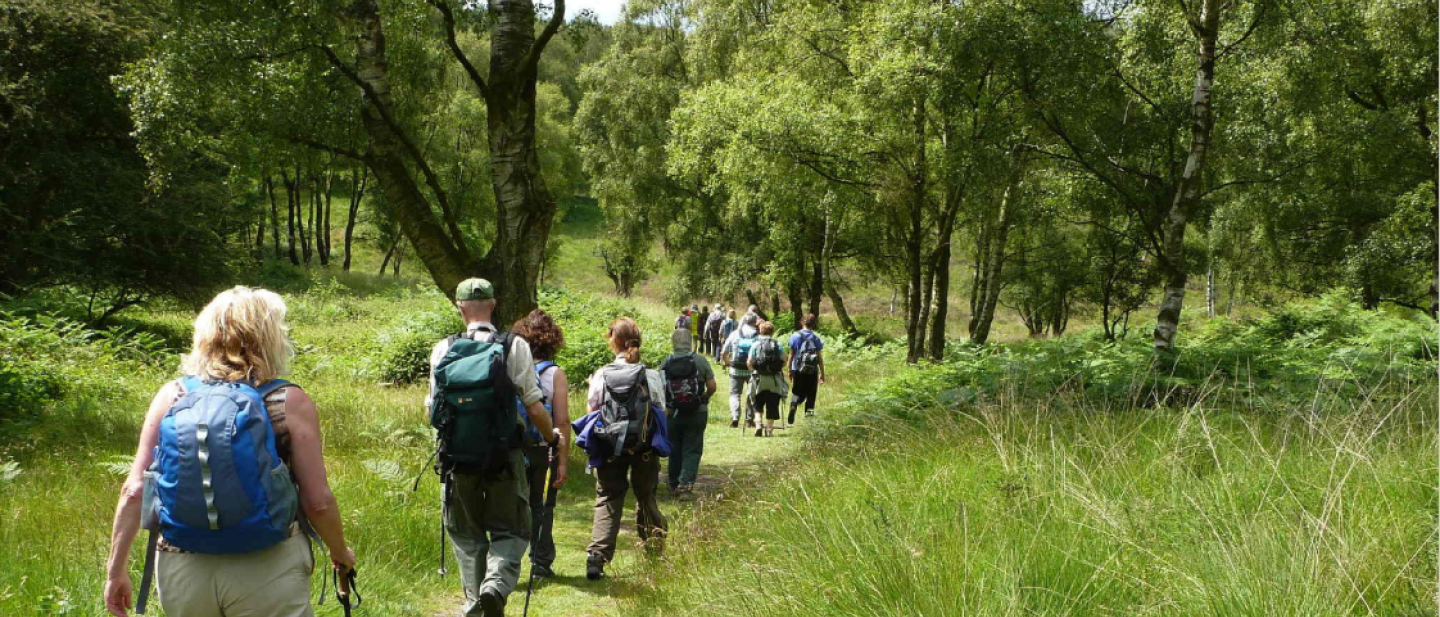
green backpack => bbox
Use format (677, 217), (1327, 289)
(430, 332), (522, 474)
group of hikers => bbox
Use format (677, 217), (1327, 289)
(102, 280), (826, 617)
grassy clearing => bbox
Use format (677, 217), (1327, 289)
(0, 267), (892, 616)
(627, 329), (1439, 617)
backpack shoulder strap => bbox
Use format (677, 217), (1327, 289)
(256, 379), (293, 398)
(536, 360), (557, 375)
(179, 376), (205, 396)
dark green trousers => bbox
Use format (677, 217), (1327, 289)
(445, 449), (529, 616)
(667, 409), (707, 488)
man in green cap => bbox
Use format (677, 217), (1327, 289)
(426, 278), (560, 617)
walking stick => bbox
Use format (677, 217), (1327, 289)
(523, 445), (558, 617)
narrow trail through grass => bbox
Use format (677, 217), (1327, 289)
(426, 369), (841, 617)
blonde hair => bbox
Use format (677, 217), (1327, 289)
(182, 286), (292, 384)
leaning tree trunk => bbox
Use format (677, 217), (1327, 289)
(1154, 0), (1221, 355)
(350, 0), (472, 294)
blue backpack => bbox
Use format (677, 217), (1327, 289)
(519, 361), (558, 445)
(136, 377), (299, 613)
(732, 334), (758, 369)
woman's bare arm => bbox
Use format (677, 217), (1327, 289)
(103, 382), (178, 616)
(550, 368), (570, 488)
(284, 387), (354, 569)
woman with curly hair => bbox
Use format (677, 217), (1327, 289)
(509, 309), (571, 579)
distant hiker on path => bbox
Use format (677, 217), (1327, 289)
(105, 286), (356, 617)
(787, 313), (826, 423)
(573, 318), (670, 580)
(748, 320), (789, 437)
(426, 278), (560, 617)
(508, 309), (572, 580)
(717, 309), (739, 364)
(661, 329), (717, 496)
(702, 303), (725, 357)
(721, 312), (761, 428)
(688, 304), (702, 342)
(675, 307), (692, 332)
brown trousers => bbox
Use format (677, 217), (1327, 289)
(587, 452), (667, 562)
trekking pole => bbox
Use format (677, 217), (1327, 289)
(333, 566), (361, 617)
(523, 444), (558, 617)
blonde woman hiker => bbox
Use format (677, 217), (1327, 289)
(572, 317), (670, 580)
(747, 320), (789, 437)
(104, 286), (356, 617)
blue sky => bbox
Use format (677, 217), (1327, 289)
(568, 0), (627, 24)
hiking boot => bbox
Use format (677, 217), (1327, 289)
(754, 427), (764, 437)
(531, 563), (555, 579)
(729, 420), (739, 428)
(745, 419), (756, 428)
(586, 554), (606, 580)
(479, 588), (506, 617)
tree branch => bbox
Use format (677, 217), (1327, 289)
(312, 44), (468, 256)
(290, 136), (369, 162)
(427, 0), (490, 100)
(520, 0), (565, 78)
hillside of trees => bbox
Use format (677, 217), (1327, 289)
(3, 0), (1435, 353)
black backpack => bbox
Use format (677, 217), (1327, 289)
(661, 353), (706, 414)
(751, 337), (784, 375)
(594, 364), (655, 456)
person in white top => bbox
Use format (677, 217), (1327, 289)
(582, 317), (667, 581)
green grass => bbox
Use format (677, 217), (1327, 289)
(628, 373), (1438, 617)
(0, 216), (1434, 616)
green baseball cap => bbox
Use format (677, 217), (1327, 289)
(455, 278), (494, 301)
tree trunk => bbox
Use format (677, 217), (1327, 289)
(350, 0), (474, 298)
(968, 216), (991, 336)
(320, 166), (334, 266)
(300, 164), (314, 265)
(904, 97), (927, 363)
(808, 252), (823, 321)
(825, 278), (859, 335)
(1153, 0), (1221, 355)
(788, 282), (804, 330)
(745, 289), (770, 321)
(378, 236), (398, 276)
(1205, 263), (1216, 318)
(927, 241), (952, 360)
(970, 148), (1025, 346)
(477, 0), (566, 325)
(266, 174), (282, 258)
(769, 290), (781, 319)
(343, 167), (368, 272)
(283, 171), (299, 265)
(927, 181), (962, 360)
(254, 202), (266, 257)
(918, 249), (935, 356)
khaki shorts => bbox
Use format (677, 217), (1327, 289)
(157, 534), (315, 617)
